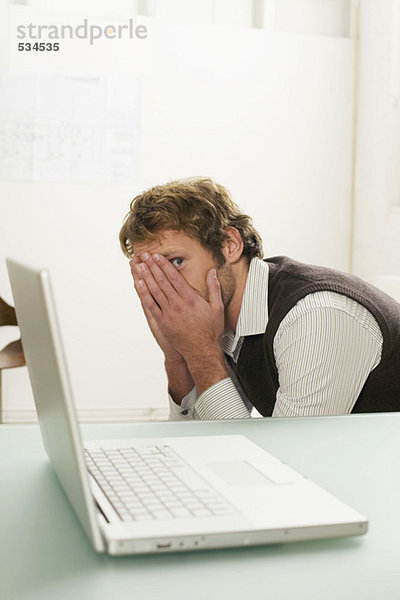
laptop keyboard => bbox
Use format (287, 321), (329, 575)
(84, 445), (236, 522)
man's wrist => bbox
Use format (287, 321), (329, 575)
(185, 347), (228, 396)
(164, 354), (187, 370)
(164, 356), (194, 405)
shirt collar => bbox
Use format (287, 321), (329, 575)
(221, 258), (269, 353)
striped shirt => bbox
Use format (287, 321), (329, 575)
(169, 258), (383, 420)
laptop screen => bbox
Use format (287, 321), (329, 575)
(6, 258), (104, 552)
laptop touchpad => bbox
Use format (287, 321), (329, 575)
(207, 460), (275, 486)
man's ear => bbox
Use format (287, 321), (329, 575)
(222, 227), (244, 264)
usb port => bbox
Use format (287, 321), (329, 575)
(156, 542), (172, 549)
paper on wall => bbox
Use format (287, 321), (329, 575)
(0, 73), (141, 183)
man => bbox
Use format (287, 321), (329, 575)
(119, 177), (400, 419)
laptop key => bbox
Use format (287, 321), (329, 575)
(192, 509), (212, 517)
(170, 507), (192, 518)
(134, 514), (153, 521)
(168, 465), (210, 491)
(151, 510), (173, 520)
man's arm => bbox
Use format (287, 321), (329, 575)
(130, 256), (194, 403)
(164, 356), (193, 405)
(169, 378), (252, 420)
(134, 252), (229, 394)
(272, 293), (383, 417)
(132, 252), (251, 419)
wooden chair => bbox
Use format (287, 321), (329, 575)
(0, 297), (26, 422)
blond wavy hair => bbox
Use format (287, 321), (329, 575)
(119, 177), (263, 265)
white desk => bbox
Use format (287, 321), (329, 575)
(1, 414), (399, 600)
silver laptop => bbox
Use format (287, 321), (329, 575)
(6, 257), (368, 555)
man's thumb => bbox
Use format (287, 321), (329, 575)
(207, 268), (222, 308)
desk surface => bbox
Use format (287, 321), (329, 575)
(1, 414), (400, 600)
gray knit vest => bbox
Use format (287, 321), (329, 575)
(226, 256), (400, 416)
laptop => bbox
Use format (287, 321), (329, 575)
(6, 257), (368, 555)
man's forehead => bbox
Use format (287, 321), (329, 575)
(132, 229), (194, 256)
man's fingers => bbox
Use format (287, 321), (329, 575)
(152, 253), (195, 300)
(207, 268), (223, 310)
(140, 253), (180, 302)
(132, 256), (175, 308)
(130, 260), (147, 298)
(130, 259), (140, 283)
(130, 259), (163, 313)
(130, 259), (164, 305)
(136, 276), (163, 320)
(136, 262), (170, 310)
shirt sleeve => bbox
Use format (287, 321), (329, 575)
(272, 292), (383, 417)
(168, 378), (252, 420)
(168, 386), (199, 420)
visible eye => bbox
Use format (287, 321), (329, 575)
(170, 257), (184, 268)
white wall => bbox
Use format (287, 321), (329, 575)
(352, 0), (400, 301)
(0, 2), (355, 422)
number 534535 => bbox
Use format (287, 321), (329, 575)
(18, 42), (60, 51)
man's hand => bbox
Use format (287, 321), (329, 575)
(134, 252), (228, 395)
(130, 256), (194, 403)
(130, 256), (183, 364)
